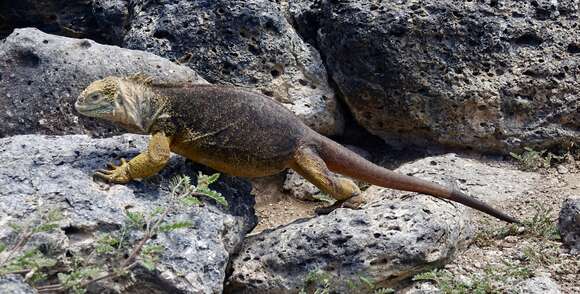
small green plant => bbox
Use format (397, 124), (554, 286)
(301, 269), (332, 294)
(2, 173), (225, 293)
(414, 261), (533, 294)
(474, 200), (559, 248)
(474, 223), (520, 247)
(522, 243), (559, 267)
(0, 206), (62, 284)
(521, 203), (559, 240)
(509, 147), (563, 171)
(300, 269), (393, 294)
(413, 269), (473, 293)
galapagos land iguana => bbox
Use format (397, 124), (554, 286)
(74, 75), (519, 223)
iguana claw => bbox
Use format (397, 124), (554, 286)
(94, 158), (131, 184)
(315, 194), (365, 215)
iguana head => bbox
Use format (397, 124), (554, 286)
(75, 76), (160, 133)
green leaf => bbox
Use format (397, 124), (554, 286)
(140, 244), (163, 271)
(46, 209), (64, 222)
(207, 173), (220, 184)
(359, 275), (375, 289)
(1, 249), (57, 275)
(29, 271), (48, 283)
(140, 257), (156, 271)
(158, 221), (193, 233)
(125, 210), (145, 228)
(58, 266), (100, 293)
(149, 207), (165, 218)
(95, 234), (120, 254)
(8, 223), (22, 233)
(509, 152), (522, 161)
(142, 244), (164, 256)
(32, 223), (59, 233)
(181, 195), (202, 206)
(197, 188), (228, 207)
(197, 172), (220, 188)
(0, 242), (6, 254)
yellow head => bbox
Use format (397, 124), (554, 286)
(75, 77), (124, 122)
(75, 76), (159, 133)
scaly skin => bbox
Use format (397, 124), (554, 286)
(75, 75), (519, 223)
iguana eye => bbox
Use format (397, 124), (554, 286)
(89, 93), (100, 101)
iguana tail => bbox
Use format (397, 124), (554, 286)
(314, 134), (519, 223)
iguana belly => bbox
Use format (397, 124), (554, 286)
(170, 140), (292, 177)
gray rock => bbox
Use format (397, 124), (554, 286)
(559, 197), (580, 254)
(0, 134), (256, 293)
(296, 0), (580, 153)
(122, 0), (343, 136)
(227, 153), (537, 292)
(394, 154), (540, 205)
(515, 276), (561, 294)
(0, 28), (206, 138)
(0, 1), (102, 41)
(400, 281), (441, 294)
(287, 0), (322, 46)
(282, 169), (322, 201)
(0, 275), (36, 294)
(227, 188), (473, 293)
(91, 0), (130, 44)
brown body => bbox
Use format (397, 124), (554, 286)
(75, 77), (519, 223)
(159, 85), (306, 177)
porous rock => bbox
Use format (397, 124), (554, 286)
(0, 0), (103, 41)
(227, 188), (473, 293)
(0, 275), (36, 294)
(123, 0), (343, 136)
(0, 134), (256, 293)
(0, 28), (206, 138)
(294, 0), (580, 152)
(515, 276), (561, 294)
(227, 153), (538, 293)
(559, 197), (580, 254)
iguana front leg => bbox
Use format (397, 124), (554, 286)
(95, 132), (172, 183)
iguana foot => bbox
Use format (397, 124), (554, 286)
(94, 158), (131, 184)
(315, 193), (365, 215)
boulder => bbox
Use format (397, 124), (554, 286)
(122, 0), (343, 136)
(559, 197), (580, 254)
(0, 28), (206, 138)
(225, 154), (541, 293)
(227, 191), (473, 293)
(293, 0), (580, 152)
(0, 134), (256, 293)
(227, 153), (538, 293)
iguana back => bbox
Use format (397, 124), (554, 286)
(152, 85), (309, 177)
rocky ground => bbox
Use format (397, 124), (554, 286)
(1, 0), (579, 293)
(250, 147), (580, 293)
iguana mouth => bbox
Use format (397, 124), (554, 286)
(74, 101), (109, 114)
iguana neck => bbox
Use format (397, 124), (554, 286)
(117, 81), (168, 134)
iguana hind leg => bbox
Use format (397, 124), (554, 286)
(95, 132), (171, 183)
(291, 146), (363, 213)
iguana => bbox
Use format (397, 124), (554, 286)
(75, 75), (519, 223)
